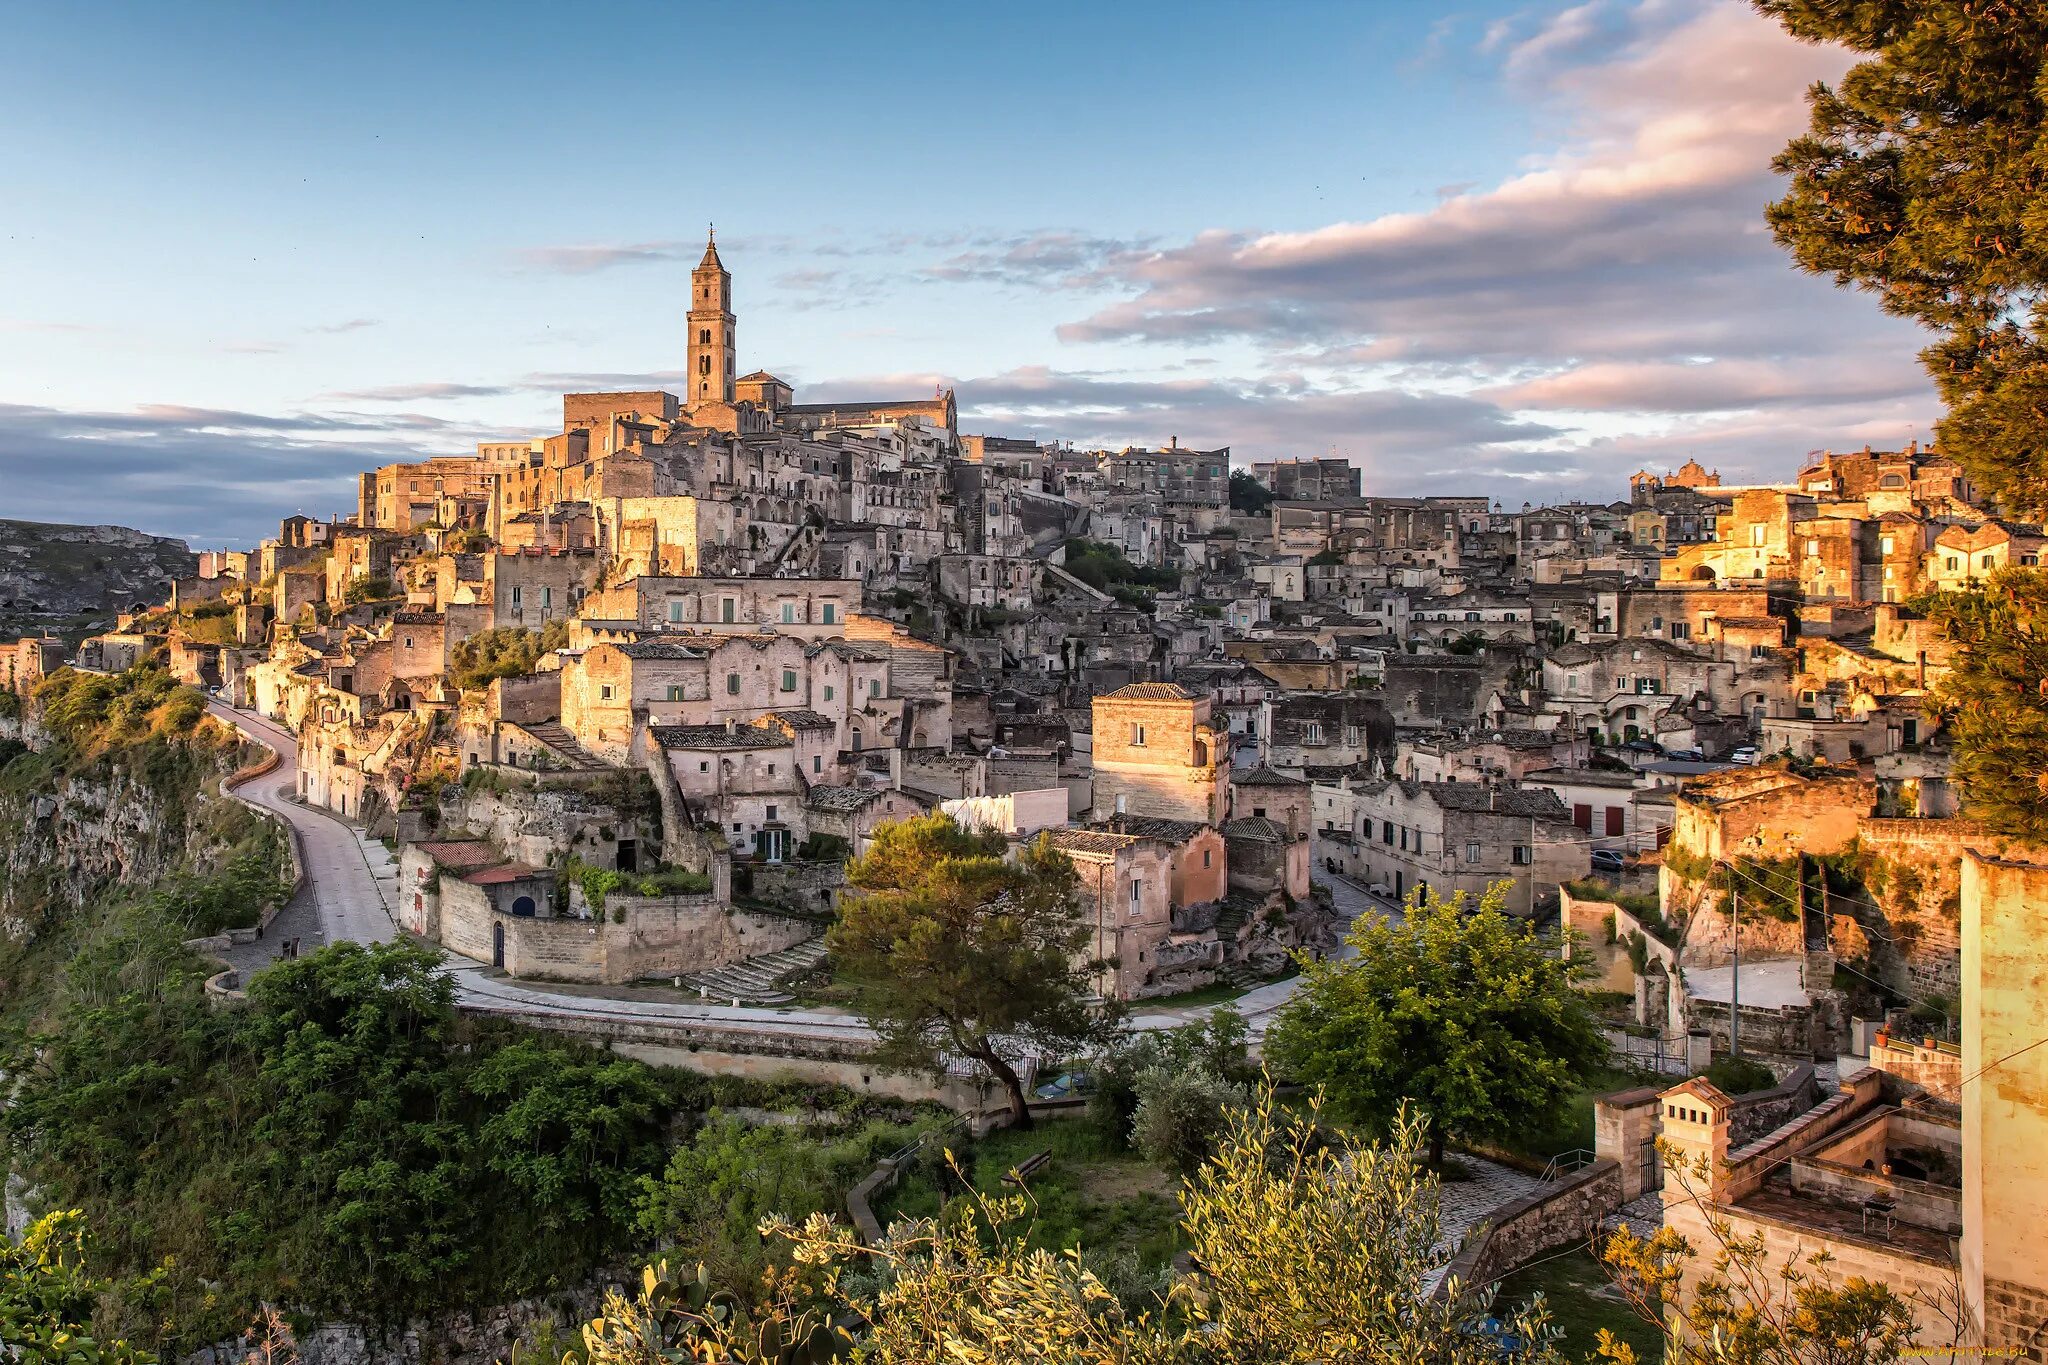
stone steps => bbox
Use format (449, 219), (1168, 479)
(678, 936), (829, 1005)
(517, 721), (609, 771)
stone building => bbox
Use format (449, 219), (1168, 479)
(1089, 682), (1230, 825)
(1349, 780), (1586, 914)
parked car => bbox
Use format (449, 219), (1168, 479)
(1730, 746), (1760, 765)
(1665, 746), (1703, 761)
(1590, 849), (1626, 874)
(1367, 883), (1394, 899)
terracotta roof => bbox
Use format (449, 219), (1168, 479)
(1233, 765), (1308, 788)
(1102, 681), (1201, 701)
(616, 639), (704, 660)
(763, 709), (836, 732)
(1221, 816), (1290, 842)
(1421, 783), (1571, 818)
(1044, 828), (1148, 856)
(650, 724), (790, 750)
(805, 784), (882, 812)
(462, 862), (548, 885)
(1095, 815), (1210, 843)
(413, 840), (503, 871)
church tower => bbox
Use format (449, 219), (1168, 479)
(688, 228), (735, 406)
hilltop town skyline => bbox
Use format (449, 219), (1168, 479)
(1, 0), (1940, 545)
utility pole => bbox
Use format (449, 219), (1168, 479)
(1729, 871), (1742, 1060)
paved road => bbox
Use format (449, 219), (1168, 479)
(207, 701), (878, 1036)
(205, 701), (1381, 1045)
(210, 702), (398, 972)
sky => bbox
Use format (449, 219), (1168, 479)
(0, 0), (1938, 548)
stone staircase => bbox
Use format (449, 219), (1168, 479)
(515, 721), (608, 771)
(678, 936), (829, 1005)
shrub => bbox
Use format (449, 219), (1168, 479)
(1704, 1055), (1777, 1095)
(1131, 1065), (1249, 1176)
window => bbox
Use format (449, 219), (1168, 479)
(781, 602), (797, 623)
(699, 761), (709, 773)
(599, 684), (615, 701)
(1130, 722), (1147, 747)
(870, 679), (881, 697)
(1344, 724), (1360, 747)
(668, 599), (685, 623)
(721, 598), (736, 623)
(1465, 842), (1481, 864)
(1382, 820), (1394, 845)
(541, 586), (552, 608)
(726, 673), (741, 695)
(1129, 880), (1142, 916)
(666, 685), (686, 701)
(823, 684), (835, 702)
(813, 755), (822, 773)
(1805, 539), (1820, 557)
(1512, 845), (1532, 866)
(766, 804), (778, 821)
(1671, 622), (1690, 640)
(1202, 848), (1212, 868)
(510, 585), (523, 607)
(781, 669), (797, 693)
(1750, 524), (1766, 547)
(1881, 535), (1895, 555)
(1303, 722), (1324, 745)
(1947, 555), (1960, 570)
(821, 603), (836, 624)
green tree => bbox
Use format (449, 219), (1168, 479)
(1759, 3), (2048, 841)
(1130, 1064), (1247, 1177)
(1760, 0), (2048, 515)
(573, 1093), (1561, 1365)
(1266, 883), (1606, 1167)
(1228, 470), (1275, 515)
(1916, 572), (2048, 842)
(448, 621), (570, 692)
(827, 813), (1116, 1128)
(0, 1212), (156, 1365)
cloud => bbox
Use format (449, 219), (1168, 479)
(320, 381), (517, 402)
(921, 231), (1158, 289)
(0, 401), (487, 545)
(308, 317), (380, 334)
(513, 241), (698, 273)
(1051, 2), (1928, 389)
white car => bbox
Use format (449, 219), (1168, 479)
(1730, 746), (1760, 765)
(1367, 883), (1394, 899)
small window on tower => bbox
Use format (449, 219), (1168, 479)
(699, 329), (710, 344)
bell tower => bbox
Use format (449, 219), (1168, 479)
(688, 226), (735, 406)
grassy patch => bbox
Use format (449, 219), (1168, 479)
(1491, 1065), (1654, 1166)
(1494, 1244), (1663, 1363)
(880, 1120), (1185, 1273)
(1133, 979), (1251, 1011)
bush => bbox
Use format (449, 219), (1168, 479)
(1704, 1055), (1778, 1095)
(1131, 1065), (1249, 1176)
(1088, 1008), (1253, 1147)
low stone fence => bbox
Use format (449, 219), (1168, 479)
(1434, 1158), (1625, 1298)
(183, 933), (249, 1009)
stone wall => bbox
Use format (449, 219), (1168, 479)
(1855, 818), (1979, 996)
(438, 876), (811, 984)
(1595, 1087), (1664, 1200)
(747, 859), (845, 916)
(1434, 1159), (1625, 1296)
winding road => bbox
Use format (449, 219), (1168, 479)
(207, 702), (1369, 1046)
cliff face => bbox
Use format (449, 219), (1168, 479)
(0, 713), (246, 1014)
(0, 518), (197, 639)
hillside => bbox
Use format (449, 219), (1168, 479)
(0, 518), (196, 640)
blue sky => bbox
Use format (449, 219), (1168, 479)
(0, 1), (1935, 546)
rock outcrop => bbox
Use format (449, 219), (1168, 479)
(0, 517), (196, 638)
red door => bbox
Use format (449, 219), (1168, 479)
(1605, 807), (1625, 837)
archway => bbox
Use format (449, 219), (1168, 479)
(1691, 565), (1717, 582)
(511, 895), (536, 917)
